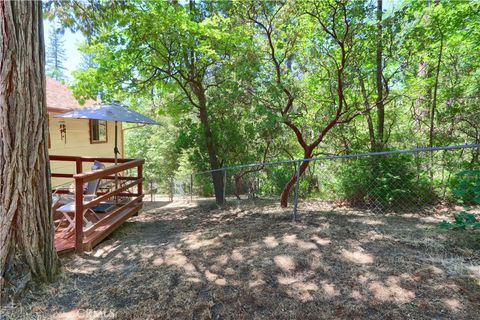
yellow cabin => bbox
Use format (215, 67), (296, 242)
(46, 77), (124, 188)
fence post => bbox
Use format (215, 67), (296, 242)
(75, 177), (84, 252)
(292, 161), (301, 221)
(223, 169), (227, 205)
(190, 174), (193, 202)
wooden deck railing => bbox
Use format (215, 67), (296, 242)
(50, 155), (144, 252)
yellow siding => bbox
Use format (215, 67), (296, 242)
(48, 115), (124, 188)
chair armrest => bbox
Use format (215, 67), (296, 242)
(57, 195), (96, 213)
(83, 195), (96, 201)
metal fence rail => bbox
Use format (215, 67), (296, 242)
(184, 144), (480, 220)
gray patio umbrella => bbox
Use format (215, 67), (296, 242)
(55, 102), (158, 164)
(55, 102), (158, 192)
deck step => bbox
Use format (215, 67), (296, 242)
(54, 203), (142, 254)
(82, 203), (142, 251)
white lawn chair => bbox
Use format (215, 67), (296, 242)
(56, 161), (105, 236)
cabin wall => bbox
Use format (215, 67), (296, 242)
(48, 114), (124, 188)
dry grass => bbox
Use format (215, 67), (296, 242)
(2, 198), (480, 319)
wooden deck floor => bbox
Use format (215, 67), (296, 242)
(55, 203), (142, 254)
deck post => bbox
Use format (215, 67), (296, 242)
(137, 163), (143, 197)
(75, 177), (84, 252)
(53, 157), (146, 254)
(75, 157), (82, 174)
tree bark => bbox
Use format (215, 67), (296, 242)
(194, 84), (225, 205)
(375, 0), (384, 151)
(429, 31), (443, 149)
(358, 72), (376, 150)
(429, 29), (443, 182)
(279, 45), (348, 208)
(0, 0), (59, 300)
(280, 151), (312, 208)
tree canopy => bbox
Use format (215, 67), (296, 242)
(49, 0), (480, 205)
(46, 19), (67, 81)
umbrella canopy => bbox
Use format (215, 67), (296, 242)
(55, 102), (158, 194)
(54, 102), (158, 125)
(54, 101), (158, 157)
(55, 101), (157, 164)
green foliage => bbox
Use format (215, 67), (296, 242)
(438, 212), (480, 231)
(50, 0), (479, 207)
(439, 169), (480, 232)
(335, 155), (433, 209)
(258, 166), (293, 196)
(450, 170), (480, 205)
(194, 174), (214, 197)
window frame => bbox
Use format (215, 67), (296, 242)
(89, 119), (108, 144)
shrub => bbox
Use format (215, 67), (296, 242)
(439, 170), (480, 231)
(438, 211), (480, 230)
(450, 169), (480, 205)
(335, 154), (434, 209)
(194, 174), (214, 197)
(259, 166), (292, 196)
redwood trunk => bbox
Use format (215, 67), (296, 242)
(0, 0), (59, 299)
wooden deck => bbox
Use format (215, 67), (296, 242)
(51, 155), (144, 253)
(54, 201), (143, 254)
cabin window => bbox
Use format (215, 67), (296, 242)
(90, 120), (108, 143)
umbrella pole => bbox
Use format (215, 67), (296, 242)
(114, 121), (119, 205)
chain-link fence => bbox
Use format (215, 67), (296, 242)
(171, 144), (480, 220)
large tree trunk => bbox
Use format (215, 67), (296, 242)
(0, 0), (59, 300)
(375, 0), (384, 151)
(185, 0), (224, 205)
(429, 32), (443, 148)
(196, 88), (225, 205)
(358, 72), (376, 150)
(429, 29), (443, 182)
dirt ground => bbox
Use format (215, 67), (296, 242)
(2, 198), (480, 319)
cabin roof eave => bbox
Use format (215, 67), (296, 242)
(48, 107), (73, 114)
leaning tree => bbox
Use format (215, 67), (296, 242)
(0, 0), (59, 300)
(239, 0), (370, 207)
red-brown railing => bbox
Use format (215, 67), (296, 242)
(50, 155), (144, 252)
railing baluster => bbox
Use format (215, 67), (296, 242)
(50, 156), (145, 253)
(137, 163), (143, 197)
(75, 177), (84, 252)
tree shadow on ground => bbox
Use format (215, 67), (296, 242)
(4, 199), (480, 319)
